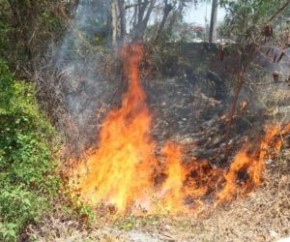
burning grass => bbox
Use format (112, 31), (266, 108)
(66, 44), (290, 216)
(27, 152), (290, 241)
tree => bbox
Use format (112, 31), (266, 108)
(220, 0), (290, 44)
(131, 0), (157, 40)
(209, 0), (218, 43)
(111, 0), (126, 45)
(218, 0), (290, 152)
(109, 0), (203, 43)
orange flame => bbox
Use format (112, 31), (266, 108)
(68, 44), (290, 215)
(158, 142), (186, 213)
(70, 44), (156, 212)
(216, 124), (288, 203)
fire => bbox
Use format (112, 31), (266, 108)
(70, 44), (156, 212)
(68, 44), (290, 215)
(216, 124), (289, 203)
(158, 142), (186, 212)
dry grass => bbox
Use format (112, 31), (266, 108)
(27, 148), (289, 242)
(185, 151), (290, 242)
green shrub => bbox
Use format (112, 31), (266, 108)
(0, 60), (59, 241)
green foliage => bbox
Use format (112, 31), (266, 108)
(0, 0), (68, 74)
(0, 186), (47, 241)
(219, 0), (290, 43)
(0, 60), (59, 241)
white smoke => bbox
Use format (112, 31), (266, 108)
(54, 0), (120, 151)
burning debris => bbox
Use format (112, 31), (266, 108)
(67, 44), (290, 215)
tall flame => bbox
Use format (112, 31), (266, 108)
(71, 44), (156, 212)
(68, 44), (290, 214)
(159, 142), (186, 212)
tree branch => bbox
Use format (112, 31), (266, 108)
(267, 0), (290, 24)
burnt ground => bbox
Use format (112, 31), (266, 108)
(145, 75), (265, 166)
(144, 73), (289, 169)
(57, 43), (290, 160)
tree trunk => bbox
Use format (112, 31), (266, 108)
(133, 0), (155, 41)
(154, 0), (173, 41)
(111, 0), (126, 46)
(209, 0), (218, 43)
(117, 0), (126, 41)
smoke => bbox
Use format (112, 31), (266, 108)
(42, 0), (290, 157)
(54, 0), (120, 153)
(57, 0), (109, 68)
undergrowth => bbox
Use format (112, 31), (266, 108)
(0, 60), (60, 241)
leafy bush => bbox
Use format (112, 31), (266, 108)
(0, 60), (59, 241)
